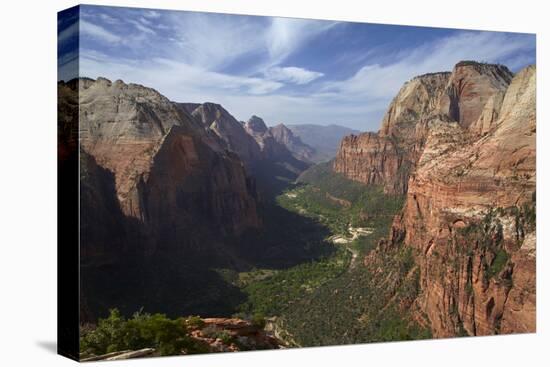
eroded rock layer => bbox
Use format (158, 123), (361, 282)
(77, 78), (260, 249)
(334, 62), (536, 337)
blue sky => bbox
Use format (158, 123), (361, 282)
(58, 5), (536, 131)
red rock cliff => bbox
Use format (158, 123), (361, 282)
(77, 78), (260, 255)
(333, 62), (535, 337)
(394, 65), (535, 337)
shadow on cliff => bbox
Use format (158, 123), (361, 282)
(229, 201), (334, 269)
(78, 148), (329, 321)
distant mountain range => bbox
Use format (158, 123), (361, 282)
(287, 124), (361, 163)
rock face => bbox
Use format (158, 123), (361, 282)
(334, 62), (514, 195)
(334, 72), (452, 194)
(78, 78), (260, 251)
(333, 61), (536, 337)
(62, 78), (314, 321)
(244, 115), (311, 178)
(181, 108), (311, 189)
(269, 123), (316, 163)
(437, 61), (513, 129)
(184, 102), (262, 167)
(395, 65), (535, 337)
(61, 78), (267, 321)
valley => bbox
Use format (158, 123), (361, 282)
(230, 164), (431, 347)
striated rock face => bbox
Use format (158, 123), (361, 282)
(379, 72), (451, 137)
(438, 61), (513, 129)
(333, 133), (409, 194)
(334, 62), (514, 195)
(391, 65), (536, 337)
(334, 72), (451, 194)
(269, 123), (316, 163)
(76, 77), (260, 254)
(333, 61), (535, 338)
(185, 102), (262, 167)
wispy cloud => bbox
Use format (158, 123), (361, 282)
(264, 18), (336, 67)
(127, 19), (156, 35)
(80, 19), (121, 44)
(264, 66), (324, 85)
(322, 31), (536, 102)
(71, 6), (536, 130)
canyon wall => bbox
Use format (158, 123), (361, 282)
(77, 78), (260, 256)
(334, 62), (536, 337)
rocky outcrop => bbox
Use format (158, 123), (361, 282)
(244, 115), (311, 179)
(78, 78), (260, 246)
(269, 123), (316, 163)
(63, 78), (265, 321)
(333, 61), (535, 338)
(379, 72), (451, 137)
(81, 317), (283, 361)
(391, 65), (536, 337)
(181, 108), (311, 190)
(438, 61), (513, 129)
(334, 62), (514, 195)
(245, 115), (269, 136)
(185, 102), (262, 167)
(333, 133), (409, 194)
(334, 72), (452, 194)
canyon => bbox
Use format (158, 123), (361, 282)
(60, 60), (535, 352)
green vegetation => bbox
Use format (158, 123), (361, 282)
(80, 309), (209, 357)
(232, 163), (430, 346)
(455, 194), (536, 287)
(488, 249), (509, 279)
(283, 162), (403, 254)
(236, 248), (350, 316)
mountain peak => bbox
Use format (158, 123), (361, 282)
(246, 115), (268, 134)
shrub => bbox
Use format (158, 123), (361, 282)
(80, 309), (208, 357)
(488, 249), (509, 279)
(251, 313), (266, 329)
(184, 316), (205, 330)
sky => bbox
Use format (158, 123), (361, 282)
(58, 5), (536, 131)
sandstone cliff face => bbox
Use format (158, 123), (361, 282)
(438, 61), (513, 129)
(77, 78), (260, 253)
(334, 62), (514, 195)
(334, 72), (451, 194)
(269, 123), (316, 163)
(333, 133), (409, 194)
(333, 61), (535, 337)
(392, 65), (536, 337)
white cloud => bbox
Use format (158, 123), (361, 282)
(165, 13), (334, 73)
(143, 10), (161, 19)
(167, 13), (264, 70)
(80, 19), (121, 44)
(265, 18), (335, 66)
(264, 66), (324, 85)
(128, 19), (156, 35)
(322, 31), (535, 101)
(80, 52), (284, 96)
(58, 21), (78, 45)
(76, 12), (535, 132)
